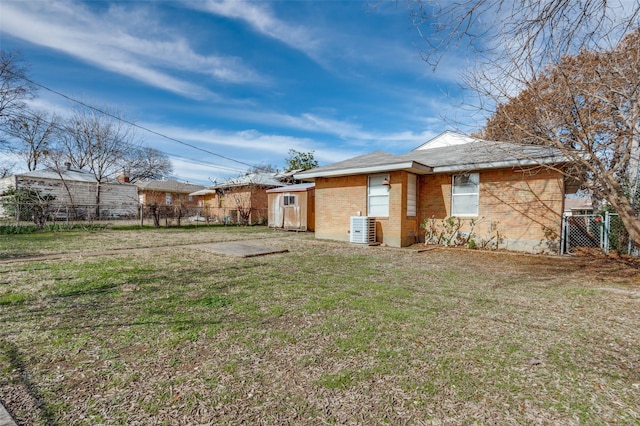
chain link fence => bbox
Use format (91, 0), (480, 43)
(0, 201), (268, 228)
(562, 212), (637, 255)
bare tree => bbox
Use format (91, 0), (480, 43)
(411, 0), (640, 243)
(4, 110), (59, 171)
(61, 105), (137, 218)
(481, 31), (640, 242)
(249, 163), (279, 174)
(0, 50), (36, 121)
(0, 163), (13, 178)
(126, 146), (173, 183)
(0, 50), (37, 155)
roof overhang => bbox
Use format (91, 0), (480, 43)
(266, 183), (315, 193)
(295, 161), (433, 180)
(432, 157), (567, 173)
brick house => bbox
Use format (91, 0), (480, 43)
(295, 132), (575, 253)
(189, 173), (285, 224)
(135, 179), (205, 208)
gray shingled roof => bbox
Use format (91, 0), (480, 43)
(209, 173), (286, 189)
(398, 140), (566, 172)
(135, 180), (205, 193)
(11, 168), (130, 185)
(296, 135), (567, 180)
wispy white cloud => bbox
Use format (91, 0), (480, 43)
(189, 0), (430, 78)
(190, 0), (321, 59)
(0, 1), (263, 99)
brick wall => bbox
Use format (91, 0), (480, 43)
(197, 186), (270, 224)
(418, 167), (564, 253)
(315, 175), (367, 242)
(140, 190), (199, 208)
(314, 167), (565, 253)
(314, 172), (418, 246)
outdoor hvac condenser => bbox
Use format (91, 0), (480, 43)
(350, 216), (376, 244)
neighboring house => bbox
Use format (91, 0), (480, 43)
(0, 165), (138, 219)
(135, 179), (205, 208)
(296, 131), (576, 254)
(190, 173), (285, 224)
(267, 182), (315, 231)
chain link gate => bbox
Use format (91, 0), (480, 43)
(562, 212), (637, 255)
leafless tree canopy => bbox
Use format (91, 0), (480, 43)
(4, 110), (59, 171)
(0, 50), (36, 121)
(481, 31), (640, 241)
(411, 0), (640, 243)
(127, 146), (174, 183)
(412, 0), (640, 70)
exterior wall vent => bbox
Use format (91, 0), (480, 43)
(350, 216), (376, 244)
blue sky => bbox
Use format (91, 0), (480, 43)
(0, 0), (477, 186)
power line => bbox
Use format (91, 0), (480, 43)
(13, 72), (257, 169)
(9, 105), (247, 176)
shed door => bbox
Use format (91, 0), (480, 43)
(270, 194), (284, 227)
(283, 194), (301, 229)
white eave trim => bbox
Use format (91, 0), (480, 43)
(295, 161), (432, 180)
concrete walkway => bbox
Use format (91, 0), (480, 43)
(0, 403), (16, 426)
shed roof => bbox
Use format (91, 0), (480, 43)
(295, 132), (567, 180)
(266, 183), (315, 193)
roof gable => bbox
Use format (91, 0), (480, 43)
(413, 130), (479, 151)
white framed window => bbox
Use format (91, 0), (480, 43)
(451, 173), (479, 216)
(368, 174), (390, 217)
(283, 195), (296, 206)
(407, 173), (417, 217)
(166, 192), (173, 205)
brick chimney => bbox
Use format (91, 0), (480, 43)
(116, 170), (130, 183)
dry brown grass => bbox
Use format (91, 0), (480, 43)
(1, 227), (639, 425)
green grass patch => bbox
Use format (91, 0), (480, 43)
(1, 229), (639, 425)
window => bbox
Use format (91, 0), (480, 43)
(166, 193), (173, 205)
(368, 174), (390, 217)
(407, 174), (417, 217)
(188, 195), (194, 202)
(451, 173), (479, 216)
(283, 195), (296, 206)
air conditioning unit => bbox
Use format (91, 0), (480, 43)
(350, 216), (376, 244)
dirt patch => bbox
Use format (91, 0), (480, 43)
(192, 242), (289, 257)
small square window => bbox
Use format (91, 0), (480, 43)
(283, 195), (296, 206)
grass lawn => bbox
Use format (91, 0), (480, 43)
(1, 226), (639, 424)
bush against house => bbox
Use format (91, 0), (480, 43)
(1, 187), (55, 227)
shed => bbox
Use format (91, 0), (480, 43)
(267, 183), (315, 231)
